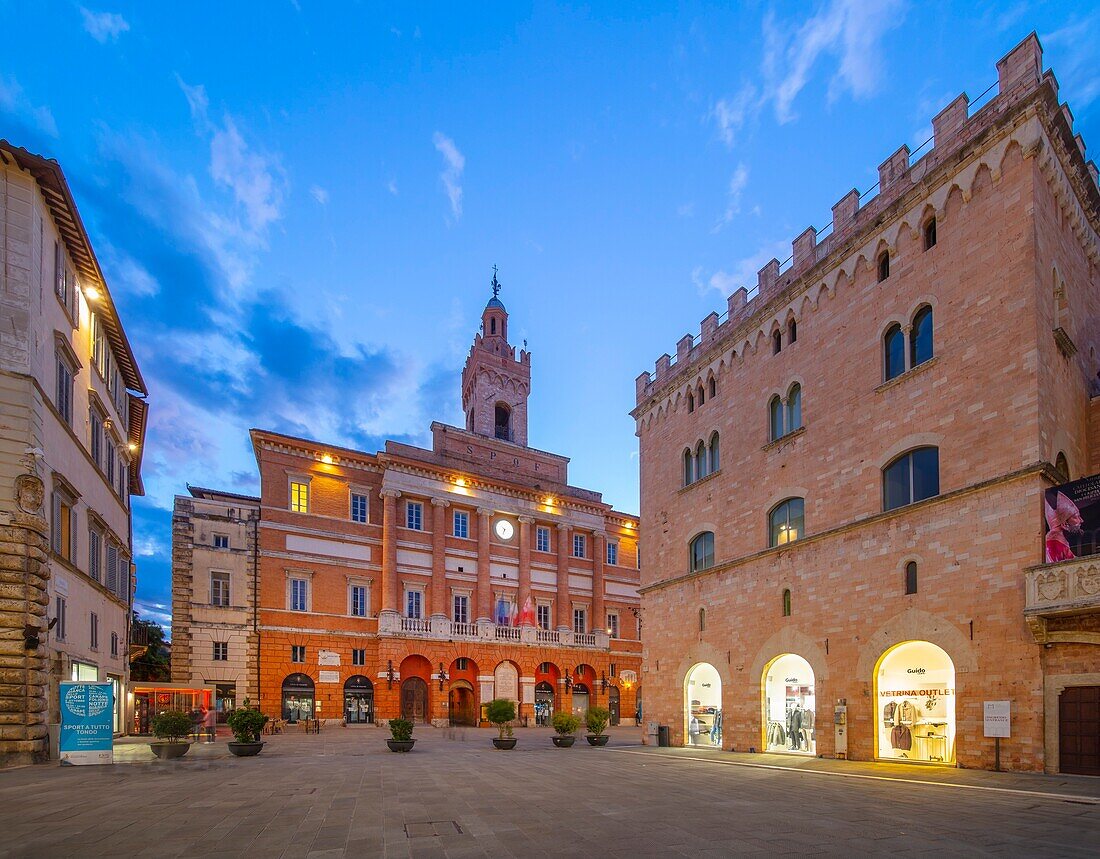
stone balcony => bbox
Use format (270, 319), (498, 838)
(377, 612), (611, 650)
(1023, 557), (1100, 643)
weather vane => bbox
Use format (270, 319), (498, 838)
(491, 264), (501, 298)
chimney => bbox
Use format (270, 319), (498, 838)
(997, 32), (1043, 95)
(878, 146), (911, 192)
(932, 94), (970, 147)
(831, 189), (860, 235)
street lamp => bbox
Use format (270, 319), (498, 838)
(386, 660), (395, 689)
(438, 662), (448, 691)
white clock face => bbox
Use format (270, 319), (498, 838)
(494, 519), (514, 540)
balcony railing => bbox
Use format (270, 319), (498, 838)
(1023, 557), (1100, 642)
(536, 629), (560, 645)
(450, 622), (478, 638)
(400, 617), (431, 634)
(495, 626), (521, 641)
(574, 632), (597, 647)
(376, 613), (611, 649)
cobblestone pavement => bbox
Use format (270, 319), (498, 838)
(0, 726), (1097, 857)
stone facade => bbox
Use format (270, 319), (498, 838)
(632, 35), (1100, 772)
(0, 142), (148, 762)
(170, 487), (259, 714)
(249, 287), (642, 727)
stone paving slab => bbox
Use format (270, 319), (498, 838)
(0, 726), (1096, 857)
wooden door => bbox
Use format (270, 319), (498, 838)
(401, 677), (428, 723)
(1060, 685), (1100, 776)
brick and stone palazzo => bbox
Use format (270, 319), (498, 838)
(250, 282), (641, 727)
(632, 34), (1100, 773)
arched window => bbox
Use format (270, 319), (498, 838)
(688, 392), (695, 413)
(708, 377), (716, 399)
(695, 441), (707, 480)
(877, 251), (890, 282)
(788, 319), (797, 343)
(494, 403), (511, 440)
(884, 324), (905, 381)
(773, 330), (782, 354)
(923, 218), (937, 250)
(708, 432), (720, 473)
(782, 589), (792, 617)
(786, 384), (802, 432)
(697, 385), (705, 406)
(769, 395), (784, 442)
(769, 498), (805, 547)
(883, 446), (940, 511)
(689, 532), (715, 572)
(910, 306), (933, 368)
(1055, 451), (1070, 482)
(683, 449), (694, 486)
(699, 608), (706, 631)
(490, 317), (497, 335)
(905, 561), (918, 594)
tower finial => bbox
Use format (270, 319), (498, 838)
(491, 264), (501, 299)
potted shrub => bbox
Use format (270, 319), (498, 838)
(551, 712), (580, 747)
(226, 702), (268, 757)
(586, 706), (611, 746)
(149, 710), (193, 759)
(486, 699), (517, 749)
(387, 718), (416, 752)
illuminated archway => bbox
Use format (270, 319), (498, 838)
(874, 640), (956, 764)
(761, 653), (815, 755)
(684, 662), (722, 747)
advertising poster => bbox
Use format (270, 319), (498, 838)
(1044, 474), (1100, 562)
(59, 681), (114, 765)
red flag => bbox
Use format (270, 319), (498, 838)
(518, 596), (537, 627)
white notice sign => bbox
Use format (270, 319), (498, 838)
(983, 700), (1010, 738)
(318, 670), (340, 684)
(318, 650), (340, 666)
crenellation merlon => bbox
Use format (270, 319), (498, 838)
(792, 227), (817, 272)
(676, 334), (694, 364)
(756, 258), (781, 300)
(700, 312), (720, 345)
(878, 146), (911, 193)
(997, 30), (1042, 95)
(933, 94), (970, 147)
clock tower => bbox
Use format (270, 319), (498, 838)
(461, 269), (531, 446)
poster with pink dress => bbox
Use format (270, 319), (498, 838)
(1044, 474), (1100, 562)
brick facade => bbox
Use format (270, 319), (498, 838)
(632, 35), (1100, 772)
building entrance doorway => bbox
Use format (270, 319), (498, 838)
(874, 640), (956, 764)
(401, 677), (429, 723)
(1059, 685), (1100, 776)
(608, 686), (621, 725)
(449, 681), (477, 726)
(344, 676), (374, 724)
(571, 684), (590, 718)
(534, 681), (554, 726)
(281, 673), (315, 723)
(685, 662), (721, 747)
(762, 653), (816, 755)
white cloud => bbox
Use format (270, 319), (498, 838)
(697, 239), (791, 297)
(711, 83), (757, 149)
(432, 131), (465, 220)
(712, 163), (749, 232)
(79, 7), (130, 43)
(310, 185), (329, 205)
(1044, 14), (1100, 109)
(101, 245), (160, 297)
(764, 0), (906, 124)
(0, 76), (58, 137)
(676, 202), (695, 218)
(386, 177), (399, 196)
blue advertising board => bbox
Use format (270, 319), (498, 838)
(59, 681), (114, 765)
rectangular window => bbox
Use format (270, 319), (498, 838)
(110, 631), (118, 658)
(406, 501), (423, 530)
(55, 595), (67, 642)
(537, 603), (551, 631)
(90, 612), (98, 650)
(536, 526), (550, 553)
(290, 578), (308, 612)
(406, 589), (422, 619)
(573, 534), (586, 559)
(453, 510), (469, 539)
(606, 542), (618, 566)
(289, 481), (310, 513)
(607, 612), (620, 639)
(350, 585), (367, 617)
(291, 645), (306, 663)
(55, 352), (73, 424)
(573, 607), (586, 635)
(211, 572), (230, 607)
(105, 543), (119, 597)
(89, 409), (102, 466)
(88, 528), (102, 583)
(51, 490), (75, 562)
(453, 594), (469, 624)
(213, 642), (228, 661)
(105, 443), (115, 487)
(350, 492), (369, 524)
(352, 648), (366, 666)
(213, 533), (229, 549)
(54, 241), (65, 303)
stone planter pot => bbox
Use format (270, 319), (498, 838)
(586, 735), (610, 746)
(387, 739), (416, 752)
(552, 735), (576, 748)
(149, 741), (191, 759)
(492, 737), (518, 750)
(228, 741), (265, 757)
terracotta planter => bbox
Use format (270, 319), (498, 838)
(387, 739), (416, 752)
(228, 741), (264, 757)
(492, 737), (517, 750)
(149, 741), (191, 759)
(552, 735), (576, 748)
(586, 734), (610, 746)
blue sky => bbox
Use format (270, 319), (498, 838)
(2, 1), (1097, 632)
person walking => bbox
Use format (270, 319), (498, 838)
(203, 705), (217, 743)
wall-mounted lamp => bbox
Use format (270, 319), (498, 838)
(386, 660), (395, 689)
(321, 453), (334, 464)
(600, 672), (608, 692)
(438, 662), (448, 691)
(84, 285), (102, 301)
